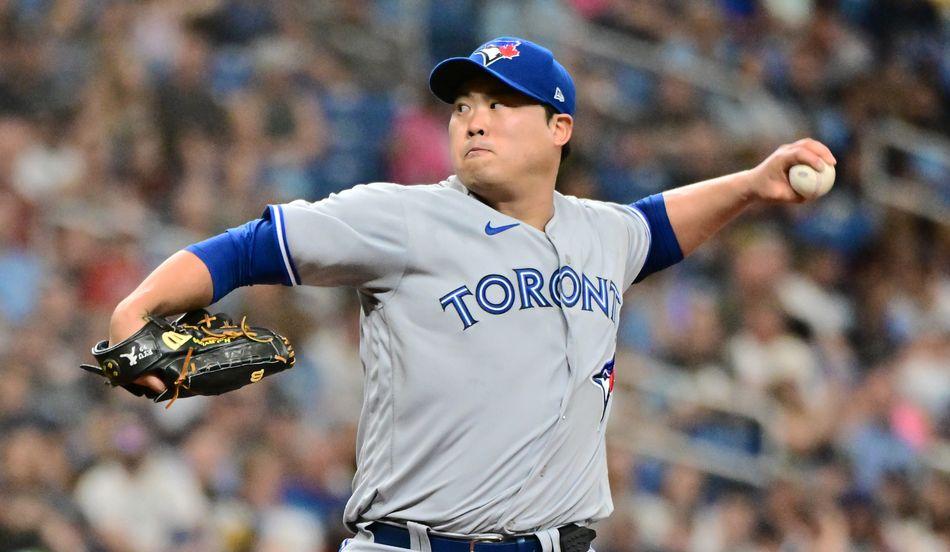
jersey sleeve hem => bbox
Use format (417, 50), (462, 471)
(269, 204), (302, 286)
(630, 193), (684, 283)
(625, 204), (652, 258)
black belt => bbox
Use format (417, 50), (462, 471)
(367, 522), (596, 552)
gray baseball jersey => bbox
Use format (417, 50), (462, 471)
(272, 175), (650, 535)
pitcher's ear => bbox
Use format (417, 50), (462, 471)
(552, 113), (573, 147)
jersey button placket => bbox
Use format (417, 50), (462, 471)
(545, 229), (577, 418)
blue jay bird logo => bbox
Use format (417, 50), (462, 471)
(475, 41), (521, 66)
(591, 357), (615, 422)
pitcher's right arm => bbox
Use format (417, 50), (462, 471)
(109, 211), (294, 391)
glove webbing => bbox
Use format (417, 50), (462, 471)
(165, 314), (286, 408)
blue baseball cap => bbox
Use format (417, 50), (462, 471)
(429, 37), (576, 116)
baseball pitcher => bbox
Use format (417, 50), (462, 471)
(95, 37), (836, 552)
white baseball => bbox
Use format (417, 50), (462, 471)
(788, 163), (835, 199)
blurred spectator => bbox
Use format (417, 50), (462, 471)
(0, 191), (43, 325)
(73, 411), (210, 551)
(214, 445), (325, 552)
(12, 113), (84, 201)
(387, 90), (452, 185)
(841, 368), (920, 492)
(154, 27), (229, 183)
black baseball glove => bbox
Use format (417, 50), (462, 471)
(81, 309), (295, 407)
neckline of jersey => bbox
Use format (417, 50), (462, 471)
(444, 175), (562, 238)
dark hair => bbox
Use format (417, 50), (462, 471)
(543, 103), (571, 162)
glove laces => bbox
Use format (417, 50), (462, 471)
(166, 346), (196, 409)
(165, 315), (281, 409)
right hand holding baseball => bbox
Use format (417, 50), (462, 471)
(745, 138), (837, 204)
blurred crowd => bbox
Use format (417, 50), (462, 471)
(0, 1), (947, 551)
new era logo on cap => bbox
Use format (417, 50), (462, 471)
(428, 36), (576, 116)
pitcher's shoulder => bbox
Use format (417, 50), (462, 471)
(557, 192), (635, 218)
(358, 176), (466, 196)
(393, 176), (475, 203)
(318, 179), (454, 202)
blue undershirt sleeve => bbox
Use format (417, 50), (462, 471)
(185, 206), (292, 303)
(631, 193), (684, 283)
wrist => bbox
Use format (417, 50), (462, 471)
(109, 299), (151, 345)
(734, 169), (760, 204)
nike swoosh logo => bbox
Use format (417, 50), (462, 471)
(485, 221), (520, 235)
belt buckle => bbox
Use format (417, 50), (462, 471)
(467, 534), (504, 552)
